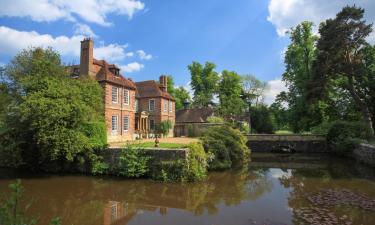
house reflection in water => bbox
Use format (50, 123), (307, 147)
(103, 201), (168, 225)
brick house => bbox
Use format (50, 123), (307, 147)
(70, 38), (175, 142)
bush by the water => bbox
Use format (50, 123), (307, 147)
(149, 142), (208, 182)
(201, 125), (250, 170)
(117, 145), (151, 178)
(326, 121), (372, 156)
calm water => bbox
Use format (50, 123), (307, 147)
(1, 153), (375, 225)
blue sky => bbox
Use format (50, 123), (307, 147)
(0, 0), (374, 103)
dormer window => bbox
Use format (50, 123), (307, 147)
(110, 67), (120, 77)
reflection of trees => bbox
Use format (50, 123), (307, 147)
(277, 160), (375, 225)
(1, 168), (274, 225)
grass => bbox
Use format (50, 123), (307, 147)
(275, 130), (294, 135)
(127, 142), (188, 149)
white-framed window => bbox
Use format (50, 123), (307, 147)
(124, 89), (129, 105)
(164, 100), (168, 111)
(169, 101), (173, 112)
(111, 115), (118, 134)
(112, 86), (118, 103)
(149, 119), (155, 130)
(149, 99), (155, 111)
(135, 99), (139, 112)
(123, 116), (129, 131)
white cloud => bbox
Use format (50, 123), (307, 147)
(94, 44), (131, 62)
(136, 50), (152, 60)
(125, 52), (134, 57)
(267, 0), (375, 43)
(74, 23), (97, 37)
(0, 26), (135, 64)
(263, 78), (287, 105)
(0, 0), (145, 26)
(120, 62), (144, 73)
(0, 26), (83, 56)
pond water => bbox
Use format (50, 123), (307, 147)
(1, 153), (375, 225)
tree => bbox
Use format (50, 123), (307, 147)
(174, 86), (191, 110)
(218, 70), (245, 120)
(278, 21), (319, 132)
(188, 61), (219, 107)
(241, 74), (267, 106)
(0, 47), (106, 169)
(310, 6), (374, 136)
(166, 75), (175, 96)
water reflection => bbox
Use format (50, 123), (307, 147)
(0, 153), (374, 225)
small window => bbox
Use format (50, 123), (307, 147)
(124, 89), (129, 105)
(135, 99), (139, 112)
(149, 119), (155, 130)
(123, 116), (129, 131)
(169, 101), (173, 112)
(112, 86), (118, 103)
(164, 100), (168, 111)
(111, 115), (118, 133)
(149, 99), (155, 111)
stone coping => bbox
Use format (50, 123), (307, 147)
(247, 134), (326, 141)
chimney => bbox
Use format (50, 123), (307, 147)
(80, 38), (94, 77)
(159, 75), (168, 92)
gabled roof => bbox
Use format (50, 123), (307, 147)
(93, 59), (136, 90)
(135, 80), (174, 100)
(176, 108), (214, 123)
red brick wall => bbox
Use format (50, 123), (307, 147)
(103, 83), (136, 142)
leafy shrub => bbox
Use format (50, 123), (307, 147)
(201, 125), (250, 170)
(186, 142), (208, 181)
(117, 145), (151, 178)
(81, 122), (107, 149)
(206, 116), (224, 123)
(235, 121), (250, 134)
(326, 121), (372, 156)
(156, 120), (173, 137)
(149, 160), (187, 182)
(149, 143), (207, 182)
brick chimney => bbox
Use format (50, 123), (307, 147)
(159, 75), (168, 92)
(80, 38), (94, 77)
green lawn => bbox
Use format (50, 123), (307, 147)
(274, 130), (294, 135)
(127, 142), (188, 149)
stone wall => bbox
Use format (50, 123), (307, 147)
(246, 134), (328, 153)
(353, 143), (375, 167)
(103, 147), (188, 173)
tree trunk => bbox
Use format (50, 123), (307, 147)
(347, 75), (375, 137)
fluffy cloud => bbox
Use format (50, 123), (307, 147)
(0, 26), (134, 63)
(74, 23), (97, 37)
(0, 26), (83, 56)
(136, 50), (152, 60)
(120, 62), (144, 73)
(0, 0), (145, 26)
(267, 0), (375, 43)
(94, 44), (133, 62)
(263, 78), (287, 105)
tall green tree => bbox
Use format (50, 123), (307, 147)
(174, 86), (191, 110)
(309, 6), (374, 136)
(241, 74), (267, 106)
(218, 70), (245, 120)
(0, 47), (106, 169)
(188, 61), (219, 107)
(279, 21), (319, 132)
(166, 75), (175, 96)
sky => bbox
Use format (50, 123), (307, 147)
(0, 0), (374, 104)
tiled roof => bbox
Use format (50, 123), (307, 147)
(176, 108), (214, 123)
(93, 59), (136, 90)
(135, 80), (174, 100)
